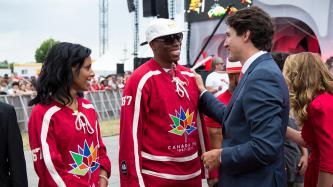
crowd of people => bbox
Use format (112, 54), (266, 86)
(0, 74), (37, 96)
(88, 71), (131, 92)
(1, 6), (333, 187)
(0, 71), (131, 96)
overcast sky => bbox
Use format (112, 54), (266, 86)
(0, 0), (133, 64)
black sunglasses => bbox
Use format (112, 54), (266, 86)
(154, 33), (183, 45)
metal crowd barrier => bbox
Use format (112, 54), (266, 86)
(0, 90), (123, 131)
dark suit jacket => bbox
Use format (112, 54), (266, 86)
(200, 53), (289, 187)
(0, 102), (28, 187)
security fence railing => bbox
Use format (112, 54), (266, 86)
(0, 90), (123, 131)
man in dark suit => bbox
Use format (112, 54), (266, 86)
(196, 6), (289, 187)
(0, 102), (28, 186)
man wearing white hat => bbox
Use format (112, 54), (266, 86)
(119, 18), (208, 187)
(204, 60), (242, 187)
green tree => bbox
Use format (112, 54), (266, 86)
(35, 38), (60, 63)
(0, 60), (9, 69)
(0, 60), (8, 64)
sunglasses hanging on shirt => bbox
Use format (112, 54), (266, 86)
(154, 33), (183, 45)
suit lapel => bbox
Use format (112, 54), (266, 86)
(223, 53), (272, 121)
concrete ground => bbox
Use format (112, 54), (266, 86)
(25, 135), (208, 186)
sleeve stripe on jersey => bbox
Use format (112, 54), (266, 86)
(181, 71), (195, 77)
(141, 169), (201, 180)
(141, 151), (198, 162)
(82, 103), (94, 109)
(133, 70), (161, 187)
(40, 106), (66, 187)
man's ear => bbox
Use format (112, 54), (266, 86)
(243, 30), (251, 42)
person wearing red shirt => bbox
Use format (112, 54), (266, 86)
(28, 42), (111, 187)
(285, 52), (333, 187)
(204, 60), (242, 187)
(119, 19), (209, 187)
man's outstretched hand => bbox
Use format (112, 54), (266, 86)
(202, 149), (222, 171)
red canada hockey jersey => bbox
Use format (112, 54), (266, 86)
(119, 59), (208, 187)
(28, 97), (111, 187)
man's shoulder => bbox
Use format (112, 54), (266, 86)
(208, 71), (227, 76)
(0, 102), (15, 117)
(0, 102), (14, 114)
(131, 60), (155, 77)
(126, 60), (162, 87)
(206, 71), (216, 79)
(247, 57), (289, 99)
(252, 57), (282, 78)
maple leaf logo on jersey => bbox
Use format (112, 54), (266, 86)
(169, 106), (197, 136)
(68, 140), (100, 176)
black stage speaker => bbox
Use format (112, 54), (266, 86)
(134, 57), (151, 69)
(127, 0), (135, 12)
(156, 0), (169, 18)
(117, 63), (124, 75)
(143, 0), (156, 17)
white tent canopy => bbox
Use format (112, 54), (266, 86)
(92, 52), (119, 76)
(92, 52), (135, 76)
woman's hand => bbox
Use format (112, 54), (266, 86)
(298, 153), (308, 175)
(99, 168), (109, 187)
(99, 177), (108, 187)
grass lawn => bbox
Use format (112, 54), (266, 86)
(21, 119), (120, 151)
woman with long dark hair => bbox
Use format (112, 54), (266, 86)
(28, 42), (111, 187)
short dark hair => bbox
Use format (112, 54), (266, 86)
(271, 52), (290, 71)
(226, 6), (274, 51)
(326, 56), (333, 69)
(12, 81), (19, 87)
(29, 42), (91, 106)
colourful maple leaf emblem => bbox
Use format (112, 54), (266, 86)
(169, 106), (197, 136)
(68, 140), (100, 176)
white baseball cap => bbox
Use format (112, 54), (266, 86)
(141, 18), (186, 46)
